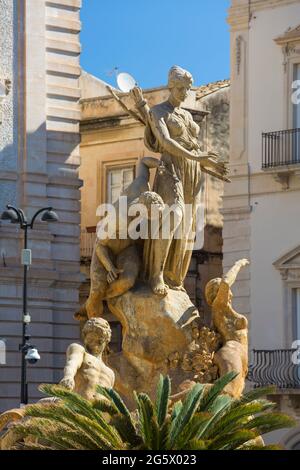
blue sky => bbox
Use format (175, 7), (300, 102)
(80, 0), (231, 89)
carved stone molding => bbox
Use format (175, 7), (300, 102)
(236, 35), (243, 75)
(275, 24), (300, 72)
(274, 245), (300, 282)
(263, 164), (300, 190)
(273, 172), (290, 190)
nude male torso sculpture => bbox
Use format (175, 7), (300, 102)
(60, 318), (115, 401)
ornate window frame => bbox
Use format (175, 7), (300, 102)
(97, 157), (137, 206)
(274, 25), (300, 129)
(274, 245), (300, 347)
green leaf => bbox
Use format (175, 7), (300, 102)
(212, 429), (258, 450)
(171, 401), (182, 420)
(185, 438), (208, 450)
(111, 414), (141, 448)
(239, 386), (277, 403)
(198, 371), (238, 412)
(168, 383), (204, 448)
(157, 419), (171, 450)
(205, 400), (275, 439)
(239, 444), (283, 450)
(172, 413), (211, 450)
(135, 392), (156, 449)
(243, 412), (296, 435)
(97, 386), (132, 419)
(155, 375), (171, 427)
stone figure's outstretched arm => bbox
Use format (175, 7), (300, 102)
(223, 259), (249, 287)
(214, 259), (249, 308)
(130, 87), (229, 181)
(60, 343), (84, 390)
(130, 86), (205, 161)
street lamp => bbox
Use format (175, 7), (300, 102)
(1, 205), (58, 406)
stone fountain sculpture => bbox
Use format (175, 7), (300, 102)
(0, 66), (249, 448)
(73, 66), (247, 404)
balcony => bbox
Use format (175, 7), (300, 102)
(262, 128), (300, 188)
(248, 349), (300, 389)
(80, 229), (96, 259)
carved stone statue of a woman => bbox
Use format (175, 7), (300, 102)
(132, 65), (227, 296)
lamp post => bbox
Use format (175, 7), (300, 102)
(1, 205), (58, 406)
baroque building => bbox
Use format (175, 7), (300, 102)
(0, 0), (82, 411)
(225, 0), (300, 448)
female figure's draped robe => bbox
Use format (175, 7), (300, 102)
(143, 100), (204, 288)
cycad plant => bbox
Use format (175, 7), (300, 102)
(11, 371), (295, 450)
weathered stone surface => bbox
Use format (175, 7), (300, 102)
(107, 285), (199, 400)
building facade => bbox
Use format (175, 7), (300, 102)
(0, 0), (82, 411)
(225, 0), (300, 448)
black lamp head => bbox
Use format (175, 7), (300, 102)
(1, 209), (19, 224)
(41, 210), (59, 223)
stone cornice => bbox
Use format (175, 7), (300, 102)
(228, 0), (300, 31)
(80, 114), (138, 132)
(275, 24), (300, 45)
(80, 107), (208, 133)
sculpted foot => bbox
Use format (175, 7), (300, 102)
(151, 274), (168, 297)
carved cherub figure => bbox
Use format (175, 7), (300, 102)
(205, 259), (249, 398)
(59, 318), (115, 401)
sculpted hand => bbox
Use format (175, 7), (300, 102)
(130, 86), (145, 107)
(238, 259), (250, 268)
(205, 156), (228, 173)
(60, 377), (75, 390)
(208, 150), (219, 158)
(107, 266), (123, 284)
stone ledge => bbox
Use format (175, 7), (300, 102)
(46, 0), (82, 9)
(221, 206), (252, 216)
(0, 171), (18, 181)
(48, 175), (82, 188)
(46, 120), (80, 133)
(46, 16), (81, 33)
(227, 0), (299, 31)
(46, 38), (81, 54)
(47, 105), (81, 121)
(47, 61), (81, 77)
(47, 83), (81, 99)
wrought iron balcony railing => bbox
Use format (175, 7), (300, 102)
(248, 349), (300, 389)
(262, 128), (300, 169)
(80, 229), (96, 258)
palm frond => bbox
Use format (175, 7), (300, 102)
(134, 392), (158, 449)
(204, 400), (275, 439)
(9, 374), (295, 451)
(239, 443), (283, 450)
(168, 383), (204, 448)
(239, 386), (277, 403)
(110, 414), (141, 448)
(23, 402), (124, 449)
(155, 375), (170, 426)
(243, 412), (296, 435)
(209, 429), (258, 450)
(185, 438), (208, 450)
(198, 371), (238, 412)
